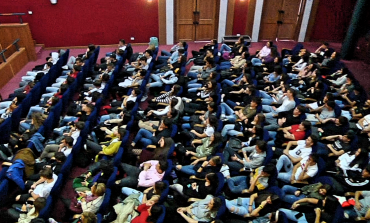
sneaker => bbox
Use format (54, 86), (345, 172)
(217, 52), (221, 57)
(141, 95), (148, 102)
(220, 114), (226, 119)
(186, 58), (195, 66)
(61, 65), (68, 70)
(182, 97), (188, 102)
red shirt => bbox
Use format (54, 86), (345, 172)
(132, 204), (150, 223)
(289, 124), (306, 141)
(69, 71), (79, 78)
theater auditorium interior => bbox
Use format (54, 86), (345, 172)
(0, 0), (370, 223)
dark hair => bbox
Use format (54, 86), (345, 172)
(270, 47), (278, 58)
(170, 98), (179, 108)
(263, 163), (276, 175)
(133, 88), (142, 95)
(64, 136), (73, 146)
(154, 181), (167, 195)
(46, 62), (53, 68)
(326, 92), (334, 101)
(73, 65), (82, 72)
(178, 48), (185, 54)
(125, 100), (135, 111)
(310, 153), (319, 163)
(251, 97), (262, 106)
(211, 197), (222, 212)
(139, 57), (147, 63)
(287, 88), (296, 97)
(205, 57), (215, 67)
(349, 148), (369, 168)
(338, 116), (348, 125)
(146, 205), (163, 222)
(34, 197), (47, 214)
(209, 132), (222, 149)
(208, 102), (217, 112)
(54, 152), (66, 162)
(256, 140), (267, 152)
(118, 128), (126, 139)
(207, 80), (217, 92)
(324, 195), (339, 214)
(119, 39), (126, 44)
(211, 156), (222, 165)
(346, 130), (356, 141)
(40, 167), (53, 179)
(326, 101), (336, 109)
(309, 134), (318, 146)
(209, 94), (218, 103)
(100, 160), (114, 176)
(145, 49), (153, 57)
(255, 113), (265, 125)
(154, 137), (174, 160)
(85, 103), (94, 112)
(301, 120), (311, 130)
(254, 125), (264, 139)
(296, 105), (306, 114)
(206, 173), (219, 187)
(66, 76), (75, 85)
(169, 109), (178, 118)
(162, 117), (172, 128)
(208, 115), (218, 128)
(88, 44), (96, 52)
(170, 85), (181, 96)
(158, 159), (168, 172)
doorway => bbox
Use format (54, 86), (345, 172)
(259, 0), (305, 41)
(175, 0), (219, 42)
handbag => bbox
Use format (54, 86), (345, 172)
(228, 137), (242, 152)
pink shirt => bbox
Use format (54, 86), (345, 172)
(138, 160), (165, 187)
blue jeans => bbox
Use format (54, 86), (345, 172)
(121, 187), (144, 203)
(148, 73), (163, 88)
(27, 106), (44, 119)
(221, 124), (241, 138)
(181, 123), (191, 130)
(281, 185), (305, 204)
(282, 58), (290, 66)
(344, 208), (359, 219)
(225, 100), (237, 109)
(225, 198), (254, 216)
(187, 71), (198, 79)
(279, 208), (308, 223)
(220, 44), (232, 54)
(0, 101), (12, 110)
(220, 103), (236, 122)
(276, 155), (294, 183)
(133, 129), (154, 147)
(60, 116), (79, 126)
(259, 91), (274, 105)
(161, 50), (172, 56)
(219, 61), (232, 70)
(227, 176), (248, 194)
(267, 131), (277, 146)
(251, 58), (262, 66)
(46, 87), (59, 93)
(221, 79), (235, 88)
(179, 165), (196, 176)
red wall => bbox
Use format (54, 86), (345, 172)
(232, 0), (249, 35)
(0, 0), (159, 47)
(310, 0), (357, 42)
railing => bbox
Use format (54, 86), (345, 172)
(0, 39), (20, 63)
(0, 12), (26, 24)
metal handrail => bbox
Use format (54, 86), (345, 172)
(0, 13), (26, 24)
(0, 38), (20, 62)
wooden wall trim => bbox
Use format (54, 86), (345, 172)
(305, 0), (320, 42)
(226, 0), (235, 35)
(158, 0), (167, 45)
(246, 0), (256, 36)
(0, 48), (28, 89)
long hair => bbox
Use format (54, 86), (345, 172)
(153, 137), (174, 160)
(349, 149), (369, 169)
(146, 205), (163, 223)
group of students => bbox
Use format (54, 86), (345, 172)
(1, 37), (370, 223)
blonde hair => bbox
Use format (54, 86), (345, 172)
(92, 183), (106, 196)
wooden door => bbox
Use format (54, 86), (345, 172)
(195, 0), (218, 41)
(259, 0), (304, 41)
(175, 0), (218, 41)
(176, 0), (196, 42)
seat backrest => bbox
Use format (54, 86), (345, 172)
(0, 179), (9, 207)
(11, 104), (22, 132)
(334, 104), (342, 118)
(163, 159), (173, 180)
(216, 195), (226, 219)
(215, 172), (225, 196)
(158, 180), (170, 204)
(263, 145), (273, 166)
(106, 167), (118, 189)
(156, 205), (166, 223)
(0, 118), (12, 144)
(98, 188), (111, 214)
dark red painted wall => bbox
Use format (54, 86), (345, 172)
(310, 0), (357, 42)
(232, 0), (248, 35)
(0, 0), (159, 47)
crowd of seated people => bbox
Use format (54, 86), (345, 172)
(0, 37), (370, 223)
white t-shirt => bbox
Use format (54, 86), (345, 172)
(204, 125), (215, 137)
(60, 147), (72, 157)
(33, 174), (57, 198)
(294, 157), (318, 180)
(288, 140), (312, 159)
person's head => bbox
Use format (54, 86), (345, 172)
(99, 160), (114, 175)
(267, 41), (273, 47)
(145, 49), (153, 58)
(91, 183), (106, 196)
(87, 44), (96, 52)
(209, 156), (222, 166)
(138, 69), (147, 78)
(269, 211), (285, 223)
(266, 194), (279, 204)
(170, 97), (179, 108)
(205, 57), (215, 67)
(250, 97), (261, 108)
(307, 153), (319, 166)
(325, 101), (335, 111)
(126, 101), (135, 111)
(81, 211), (97, 223)
(208, 197), (222, 212)
(323, 195), (340, 214)
(83, 103), (94, 113)
(209, 94), (218, 103)
(119, 39), (126, 46)
(205, 173), (218, 185)
(335, 116), (348, 126)
(270, 47), (278, 57)
(73, 65), (82, 73)
(273, 66), (283, 75)
(262, 164), (276, 177)
(161, 117), (172, 129)
(64, 136), (73, 147)
(246, 85), (256, 96)
(210, 132), (222, 148)
(299, 120), (311, 131)
(318, 185), (329, 196)
(156, 159), (168, 173)
(293, 105), (305, 116)
(254, 113), (265, 125)
(154, 181), (167, 195)
(118, 128), (126, 140)
(147, 204), (163, 222)
(346, 76), (354, 84)
(255, 140), (267, 153)
(139, 56), (147, 64)
(343, 130), (356, 143)
(171, 85), (181, 96)
(208, 102), (217, 112)
(33, 197), (47, 214)
(39, 167), (53, 180)
(31, 112), (46, 129)
(178, 48), (185, 56)
(206, 49), (214, 57)
(286, 88), (296, 98)
(75, 57), (84, 66)
(207, 115), (218, 128)
(45, 62), (53, 69)
(305, 135), (318, 147)
(178, 54), (186, 64)
(54, 152), (66, 163)
(362, 165), (370, 178)
(324, 92), (334, 102)
(206, 80), (217, 91)
(167, 108), (178, 119)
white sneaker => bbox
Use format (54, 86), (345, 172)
(141, 95), (148, 102)
(62, 65), (68, 70)
(217, 52), (221, 57)
(220, 114), (226, 119)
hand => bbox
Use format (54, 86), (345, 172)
(292, 202), (300, 209)
(314, 208), (321, 214)
(78, 192), (87, 197)
(144, 187), (153, 193)
(81, 181), (88, 186)
(28, 189), (34, 194)
(143, 163), (152, 171)
(81, 198), (86, 202)
(22, 204), (27, 212)
(231, 154), (238, 161)
(261, 200), (267, 206)
(100, 127), (107, 131)
(201, 161), (209, 167)
(355, 202), (363, 210)
(146, 200), (155, 206)
(190, 160), (198, 165)
(31, 184), (36, 189)
(190, 130), (196, 134)
(147, 111), (153, 116)
(294, 191), (301, 196)
(248, 206), (252, 213)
